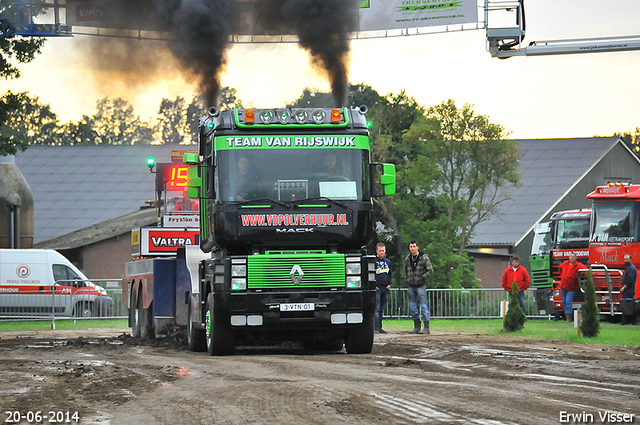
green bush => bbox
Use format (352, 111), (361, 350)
(580, 271), (600, 338)
(503, 282), (526, 332)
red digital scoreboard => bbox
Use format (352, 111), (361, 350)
(156, 163), (194, 192)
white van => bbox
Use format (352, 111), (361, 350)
(0, 249), (113, 318)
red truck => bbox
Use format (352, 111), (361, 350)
(584, 183), (640, 320)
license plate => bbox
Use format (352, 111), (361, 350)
(280, 303), (315, 312)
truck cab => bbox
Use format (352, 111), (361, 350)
(529, 209), (590, 314)
(184, 106), (396, 355)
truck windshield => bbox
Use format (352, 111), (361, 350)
(531, 222), (552, 255)
(590, 202), (639, 243)
(555, 218), (590, 248)
(216, 148), (369, 203)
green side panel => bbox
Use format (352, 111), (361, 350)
(248, 253), (346, 289)
(215, 134), (369, 151)
(529, 254), (552, 288)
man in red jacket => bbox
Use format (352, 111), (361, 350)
(558, 253), (587, 323)
(501, 256), (530, 312)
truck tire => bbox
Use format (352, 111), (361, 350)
(344, 312), (374, 354)
(187, 299), (206, 352)
(205, 293), (235, 356)
(140, 302), (154, 339)
(131, 289), (141, 338)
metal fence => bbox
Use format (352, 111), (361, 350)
(1, 285), (548, 323)
(0, 279), (128, 322)
(384, 287), (548, 319)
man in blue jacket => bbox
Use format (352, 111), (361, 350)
(375, 242), (392, 334)
(620, 253), (638, 325)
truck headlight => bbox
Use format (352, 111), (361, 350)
(346, 276), (361, 288)
(346, 263), (361, 275)
(231, 265), (247, 277)
(231, 278), (247, 291)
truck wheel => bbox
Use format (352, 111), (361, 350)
(187, 299), (206, 352)
(205, 293), (235, 356)
(345, 312), (374, 354)
(132, 289), (141, 338)
(140, 302), (154, 339)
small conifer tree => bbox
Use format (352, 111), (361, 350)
(503, 282), (526, 332)
(580, 271), (600, 338)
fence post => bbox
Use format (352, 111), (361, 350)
(51, 285), (56, 330)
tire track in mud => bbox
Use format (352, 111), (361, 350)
(2, 331), (639, 424)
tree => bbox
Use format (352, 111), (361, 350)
(418, 100), (520, 254)
(219, 86), (243, 111)
(90, 98), (153, 145)
(59, 115), (98, 145)
(1, 0), (47, 154)
(287, 88), (333, 108)
(0, 1), (45, 80)
(580, 271), (600, 338)
(617, 128), (640, 156)
(185, 95), (205, 144)
(0, 91), (59, 152)
(156, 96), (188, 144)
(503, 282), (526, 332)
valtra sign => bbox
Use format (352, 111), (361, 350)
(136, 228), (200, 256)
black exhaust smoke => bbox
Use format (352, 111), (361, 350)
(258, 0), (359, 106)
(155, 0), (238, 107)
(78, 0), (356, 108)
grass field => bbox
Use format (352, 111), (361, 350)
(0, 319), (128, 332)
(1, 318), (637, 349)
(382, 318), (640, 348)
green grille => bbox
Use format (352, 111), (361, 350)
(248, 253), (346, 289)
(529, 254), (552, 288)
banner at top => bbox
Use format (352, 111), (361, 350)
(66, 0), (478, 34)
(358, 0), (478, 31)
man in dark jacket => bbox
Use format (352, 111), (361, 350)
(404, 240), (434, 334)
(620, 253), (638, 325)
(375, 243), (392, 334)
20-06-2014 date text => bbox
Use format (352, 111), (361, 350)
(5, 411), (79, 423)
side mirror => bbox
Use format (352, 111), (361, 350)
(370, 163), (396, 196)
(187, 166), (201, 199)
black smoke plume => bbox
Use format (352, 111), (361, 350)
(257, 0), (359, 106)
(80, 0), (237, 107)
(155, 0), (238, 107)
(78, 0), (357, 107)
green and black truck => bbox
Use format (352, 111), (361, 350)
(180, 106), (396, 355)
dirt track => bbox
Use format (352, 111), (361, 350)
(1, 328), (639, 425)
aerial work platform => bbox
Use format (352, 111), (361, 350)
(0, 0), (71, 39)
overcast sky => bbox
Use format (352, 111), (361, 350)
(1, 0), (639, 139)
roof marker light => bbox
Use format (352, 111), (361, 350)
(277, 109), (291, 124)
(330, 109), (341, 123)
(294, 109), (309, 124)
(312, 109), (326, 124)
(259, 109), (274, 124)
(245, 109), (255, 123)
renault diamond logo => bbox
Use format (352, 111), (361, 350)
(290, 265), (304, 285)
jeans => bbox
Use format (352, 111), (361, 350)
(408, 286), (430, 322)
(561, 289), (574, 316)
(620, 298), (638, 325)
(512, 291), (526, 312)
(375, 289), (389, 330)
